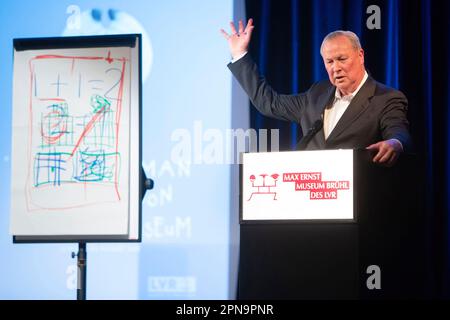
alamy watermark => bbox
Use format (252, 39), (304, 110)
(66, 5), (81, 31)
(366, 265), (381, 290)
(366, 5), (381, 30)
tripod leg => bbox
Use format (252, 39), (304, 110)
(77, 242), (87, 300)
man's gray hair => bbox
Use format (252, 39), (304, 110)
(320, 30), (362, 55)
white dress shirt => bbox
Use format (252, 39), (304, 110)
(231, 51), (248, 63)
(323, 72), (368, 139)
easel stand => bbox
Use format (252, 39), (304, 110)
(11, 34), (151, 301)
(72, 242), (87, 300)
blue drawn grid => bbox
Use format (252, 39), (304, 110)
(73, 150), (118, 183)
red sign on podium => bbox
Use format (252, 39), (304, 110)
(242, 150), (354, 221)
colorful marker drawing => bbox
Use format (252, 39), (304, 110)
(247, 173), (279, 201)
(25, 49), (130, 210)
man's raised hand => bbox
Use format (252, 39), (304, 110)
(220, 19), (255, 60)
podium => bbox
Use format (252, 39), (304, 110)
(238, 149), (425, 299)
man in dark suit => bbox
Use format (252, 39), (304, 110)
(221, 19), (411, 167)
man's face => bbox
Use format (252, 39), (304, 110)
(321, 36), (365, 95)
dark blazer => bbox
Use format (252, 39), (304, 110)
(228, 54), (411, 151)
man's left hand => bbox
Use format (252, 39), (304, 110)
(366, 139), (403, 167)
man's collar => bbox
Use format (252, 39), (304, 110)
(335, 71), (369, 100)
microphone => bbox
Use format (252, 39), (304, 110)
(296, 119), (323, 150)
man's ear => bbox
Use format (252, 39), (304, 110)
(359, 48), (365, 65)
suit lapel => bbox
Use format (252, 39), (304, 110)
(326, 77), (377, 142)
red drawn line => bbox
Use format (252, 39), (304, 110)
(25, 60), (34, 212)
(105, 51), (113, 64)
(32, 53), (128, 64)
(33, 180), (121, 190)
(39, 98), (66, 102)
(39, 100), (67, 144)
(69, 104), (108, 158)
(34, 55), (105, 61)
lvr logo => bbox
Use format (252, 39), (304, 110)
(247, 173), (279, 201)
(366, 265), (381, 290)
